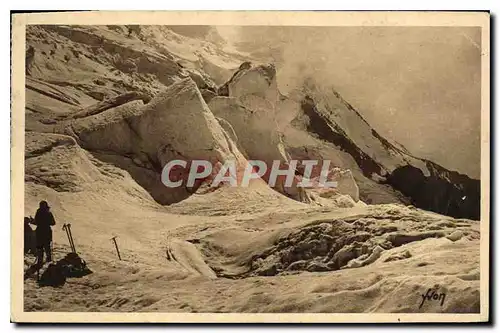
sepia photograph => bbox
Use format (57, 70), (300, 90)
(10, 11), (490, 323)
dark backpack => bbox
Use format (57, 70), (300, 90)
(37, 253), (92, 287)
(60, 253), (92, 277)
(38, 263), (67, 287)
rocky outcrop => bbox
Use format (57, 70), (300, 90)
(299, 95), (384, 178)
(26, 45), (35, 75)
(294, 86), (480, 220)
(387, 163), (480, 219)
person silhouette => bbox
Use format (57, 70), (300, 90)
(24, 217), (36, 255)
(31, 201), (56, 265)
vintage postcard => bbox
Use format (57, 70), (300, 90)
(11, 11), (490, 323)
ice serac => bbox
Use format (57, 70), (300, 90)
(24, 132), (155, 204)
(218, 62), (278, 101)
(332, 169), (360, 203)
(54, 78), (247, 205)
(209, 96), (288, 166)
(212, 62), (365, 204)
(211, 63), (288, 178)
(25, 133), (101, 192)
(296, 81), (480, 220)
(134, 78), (245, 168)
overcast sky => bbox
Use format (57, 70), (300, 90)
(220, 26), (482, 179)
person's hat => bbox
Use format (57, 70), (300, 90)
(39, 200), (50, 209)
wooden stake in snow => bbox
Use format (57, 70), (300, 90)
(111, 236), (122, 260)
